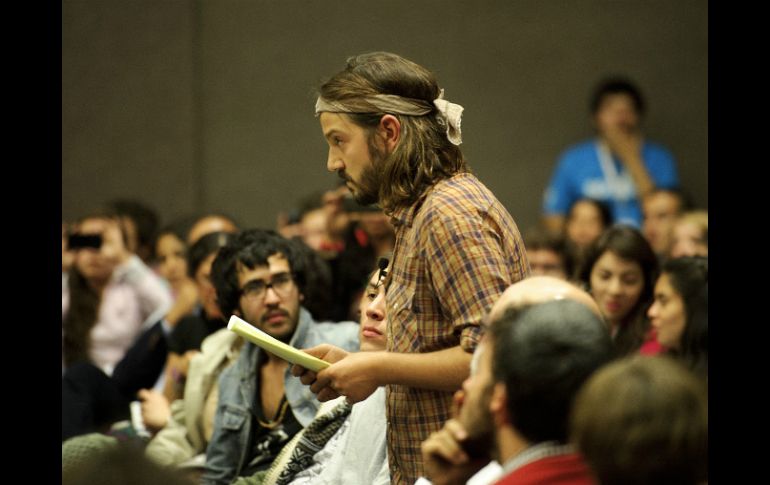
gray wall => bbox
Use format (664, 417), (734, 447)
(62, 0), (708, 233)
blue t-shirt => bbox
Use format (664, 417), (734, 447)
(542, 139), (679, 228)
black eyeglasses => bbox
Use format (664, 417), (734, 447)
(239, 272), (295, 301)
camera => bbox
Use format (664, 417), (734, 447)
(67, 233), (102, 250)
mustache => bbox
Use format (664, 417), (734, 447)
(262, 309), (289, 323)
(337, 170), (351, 183)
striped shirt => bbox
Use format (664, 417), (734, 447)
(384, 172), (530, 485)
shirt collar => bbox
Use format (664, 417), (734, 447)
(500, 441), (576, 475)
(387, 190), (430, 228)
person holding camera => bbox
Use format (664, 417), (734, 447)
(62, 211), (173, 440)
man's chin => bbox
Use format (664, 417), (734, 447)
(265, 324), (295, 343)
(352, 190), (378, 206)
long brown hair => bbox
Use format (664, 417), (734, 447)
(62, 212), (128, 367)
(319, 52), (468, 213)
(578, 225), (658, 356)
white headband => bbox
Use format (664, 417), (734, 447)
(314, 89), (464, 145)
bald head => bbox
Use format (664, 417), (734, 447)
(488, 276), (601, 324)
(187, 215), (238, 245)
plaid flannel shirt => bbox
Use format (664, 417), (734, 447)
(385, 172), (530, 485)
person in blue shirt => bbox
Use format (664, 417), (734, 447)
(542, 77), (680, 232)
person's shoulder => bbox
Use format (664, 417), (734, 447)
(200, 327), (239, 354)
(308, 312), (359, 334)
(310, 319), (359, 334)
(558, 139), (597, 161)
(425, 173), (497, 212)
(307, 319), (360, 351)
(643, 140), (676, 159)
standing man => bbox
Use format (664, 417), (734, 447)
(296, 51), (529, 484)
(542, 77), (680, 232)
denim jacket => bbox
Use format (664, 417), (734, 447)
(202, 308), (359, 485)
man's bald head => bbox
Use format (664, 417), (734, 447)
(487, 276), (601, 324)
(187, 215), (238, 245)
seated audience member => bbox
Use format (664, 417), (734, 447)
(63, 211), (172, 376)
(202, 230), (360, 484)
(648, 256), (708, 380)
(565, 198), (612, 251)
(297, 191), (335, 255)
(570, 355), (708, 485)
(63, 234), (244, 476)
(154, 217), (197, 297)
(107, 198), (161, 265)
(578, 225), (660, 356)
(63, 231), (237, 443)
(237, 257), (393, 485)
(641, 188), (689, 258)
(563, 198), (612, 274)
(322, 185), (395, 321)
(523, 229), (572, 281)
(62, 212), (173, 439)
(187, 213), (239, 245)
(419, 276), (613, 485)
(669, 210), (708, 259)
(289, 238), (335, 322)
(542, 77), (679, 233)
(140, 231), (237, 423)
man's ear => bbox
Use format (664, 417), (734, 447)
(299, 292), (305, 302)
(378, 114), (401, 152)
(490, 382), (511, 427)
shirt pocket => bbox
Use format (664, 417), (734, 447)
(221, 405), (248, 431)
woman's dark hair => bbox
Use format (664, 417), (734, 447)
(63, 211), (128, 367)
(187, 231), (237, 278)
(567, 198), (613, 229)
(578, 225), (658, 356)
(661, 256), (708, 378)
(152, 216), (198, 262)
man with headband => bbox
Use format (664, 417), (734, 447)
(293, 52), (529, 485)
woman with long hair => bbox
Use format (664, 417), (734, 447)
(63, 212), (172, 374)
(578, 225), (658, 356)
(648, 256), (708, 379)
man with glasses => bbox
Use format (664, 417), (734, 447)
(201, 229), (359, 485)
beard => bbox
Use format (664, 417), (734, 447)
(348, 136), (386, 206)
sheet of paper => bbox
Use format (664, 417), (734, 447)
(227, 315), (330, 372)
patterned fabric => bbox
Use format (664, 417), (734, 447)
(385, 172), (530, 485)
(62, 432), (118, 476)
(272, 399), (352, 485)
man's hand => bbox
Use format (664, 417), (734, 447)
(421, 419), (488, 485)
(604, 125), (643, 166)
(137, 389), (171, 433)
(292, 345), (381, 403)
(603, 125), (654, 196)
(165, 278), (200, 326)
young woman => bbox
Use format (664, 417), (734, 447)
(648, 256), (708, 379)
(579, 225), (658, 356)
(63, 212), (172, 375)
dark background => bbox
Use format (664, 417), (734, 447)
(62, 0), (707, 232)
